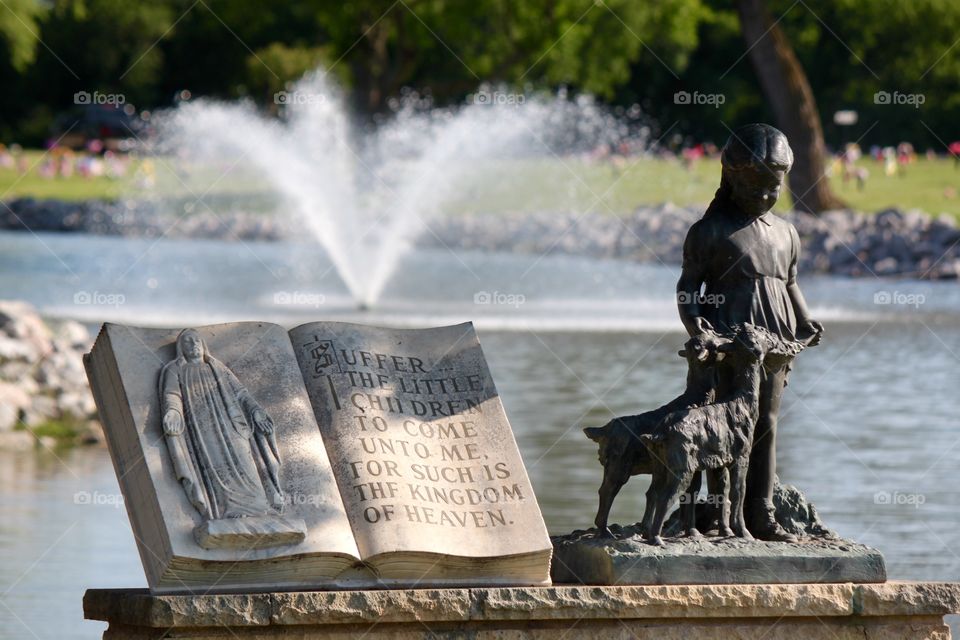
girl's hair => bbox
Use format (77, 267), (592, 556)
(721, 123), (793, 172)
(705, 123), (793, 217)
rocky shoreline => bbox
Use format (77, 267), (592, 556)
(3, 197), (959, 279)
(0, 301), (100, 450)
(424, 205), (960, 279)
(0, 197), (290, 241)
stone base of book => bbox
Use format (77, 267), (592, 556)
(85, 582), (960, 639)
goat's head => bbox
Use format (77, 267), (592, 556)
(678, 329), (728, 365)
(584, 424), (609, 445)
(716, 324), (805, 366)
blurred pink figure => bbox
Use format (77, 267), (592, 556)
(948, 141), (960, 167)
(0, 144), (13, 169)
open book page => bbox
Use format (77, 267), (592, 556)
(289, 321), (551, 563)
(103, 321), (360, 564)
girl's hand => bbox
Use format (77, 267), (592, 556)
(799, 320), (824, 346)
(693, 317), (715, 335)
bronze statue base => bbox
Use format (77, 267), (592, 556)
(551, 527), (885, 585)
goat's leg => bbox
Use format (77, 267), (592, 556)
(647, 466), (695, 547)
(594, 465), (629, 538)
(681, 471), (703, 538)
(729, 460), (754, 540)
(704, 470), (718, 532)
(639, 475), (659, 537)
(644, 468), (668, 545)
(711, 467), (733, 537)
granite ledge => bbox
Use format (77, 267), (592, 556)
(84, 582), (960, 628)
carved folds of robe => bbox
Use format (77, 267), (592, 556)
(161, 356), (280, 520)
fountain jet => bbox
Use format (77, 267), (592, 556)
(151, 74), (642, 307)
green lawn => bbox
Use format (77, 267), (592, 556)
(2, 149), (959, 220)
(0, 150), (136, 201)
(445, 155), (960, 220)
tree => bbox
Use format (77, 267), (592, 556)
(780, 0), (960, 151)
(309, 0), (707, 115)
(245, 43), (339, 110)
(735, 0), (844, 213)
(33, 0), (176, 106)
(0, 0), (43, 71)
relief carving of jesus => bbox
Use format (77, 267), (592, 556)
(159, 329), (304, 549)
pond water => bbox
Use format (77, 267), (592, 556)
(0, 230), (957, 638)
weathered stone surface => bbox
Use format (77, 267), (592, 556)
(86, 584), (960, 639)
(95, 617), (952, 640)
(475, 584), (855, 620)
(84, 589), (274, 628)
(272, 589), (472, 625)
(551, 527), (885, 585)
(856, 582), (960, 616)
(86, 582), (960, 628)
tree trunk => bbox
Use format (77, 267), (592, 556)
(735, 0), (844, 213)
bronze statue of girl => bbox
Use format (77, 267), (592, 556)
(677, 123), (823, 542)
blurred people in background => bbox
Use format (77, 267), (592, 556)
(0, 144), (13, 169)
(948, 141), (960, 167)
(840, 143), (868, 192)
(883, 147), (898, 177)
(897, 142), (915, 176)
(681, 143), (704, 171)
(5, 142), (132, 180)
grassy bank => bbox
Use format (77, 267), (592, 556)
(2, 150), (958, 220)
(446, 156), (960, 219)
(0, 150), (137, 201)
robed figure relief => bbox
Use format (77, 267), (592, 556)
(160, 329), (305, 549)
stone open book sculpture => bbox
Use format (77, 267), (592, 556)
(85, 320), (551, 593)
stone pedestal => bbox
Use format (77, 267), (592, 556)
(85, 582), (960, 639)
(551, 533), (887, 585)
